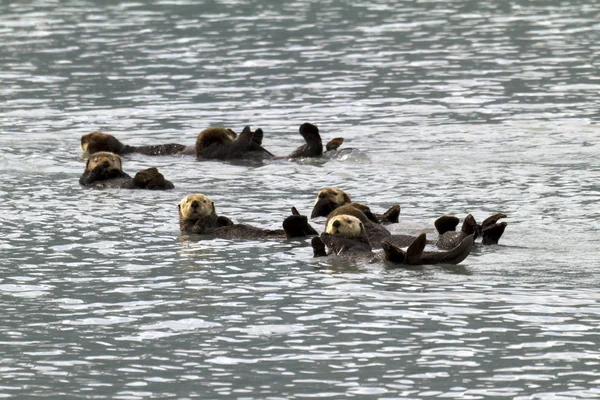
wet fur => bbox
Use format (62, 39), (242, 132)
(81, 132), (193, 156)
(79, 152), (174, 189)
(178, 194), (316, 239)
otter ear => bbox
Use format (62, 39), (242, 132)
(177, 204), (181, 211)
(342, 192), (351, 203)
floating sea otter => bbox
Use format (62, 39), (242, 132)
(80, 123), (344, 160)
(79, 151), (174, 189)
(178, 194), (317, 239)
(310, 188), (400, 224)
(311, 214), (474, 265)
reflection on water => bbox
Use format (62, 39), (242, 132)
(1, 0), (599, 398)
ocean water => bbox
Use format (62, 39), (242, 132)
(1, 0), (599, 398)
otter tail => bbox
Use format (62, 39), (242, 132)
(131, 144), (188, 156)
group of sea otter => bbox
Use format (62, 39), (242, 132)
(79, 123), (507, 267)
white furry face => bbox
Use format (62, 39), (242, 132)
(314, 188), (350, 206)
(325, 215), (363, 238)
(179, 194), (215, 220)
(85, 151), (122, 172)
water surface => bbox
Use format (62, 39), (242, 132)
(1, 0), (599, 398)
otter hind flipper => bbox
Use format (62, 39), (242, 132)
(482, 221), (507, 245)
(380, 241), (406, 264)
(238, 126), (274, 156)
(435, 215), (460, 235)
(326, 137), (344, 152)
(311, 237), (328, 258)
(291, 206), (301, 216)
(422, 234), (474, 265)
(406, 233), (426, 265)
(289, 123), (324, 158)
(379, 205), (400, 224)
(481, 213), (507, 229)
(282, 215), (318, 238)
(299, 123), (322, 146)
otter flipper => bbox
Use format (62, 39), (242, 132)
(288, 123), (324, 158)
(422, 234), (474, 265)
(435, 216), (460, 235)
(405, 233), (426, 265)
(378, 205), (400, 224)
(326, 137), (344, 152)
(282, 215), (318, 238)
(482, 222), (507, 245)
(481, 213), (507, 229)
(380, 241), (406, 264)
(237, 126), (274, 156)
(133, 167), (174, 190)
(291, 206), (301, 216)
(311, 237), (327, 258)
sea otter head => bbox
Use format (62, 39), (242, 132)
(195, 127), (237, 151)
(178, 194), (216, 222)
(81, 132), (125, 154)
(325, 214), (364, 239)
(83, 151), (123, 181)
(311, 188), (351, 218)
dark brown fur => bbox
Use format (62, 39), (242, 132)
(179, 204), (316, 239)
(81, 131), (193, 156)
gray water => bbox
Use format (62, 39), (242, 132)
(1, 0), (600, 398)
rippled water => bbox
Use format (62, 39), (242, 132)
(1, 0), (599, 398)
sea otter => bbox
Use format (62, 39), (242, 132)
(81, 131), (194, 156)
(312, 214), (474, 265)
(79, 151), (174, 189)
(195, 126), (273, 160)
(82, 123), (345, 161)
(311, 188), (400, 224)
(195, 123), (345, 160)
(178, 194), (317, 239)
(434, 213), (507, 246)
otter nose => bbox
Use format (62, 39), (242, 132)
(332, 220), (341, 228)
(102, 161), (110, 168)
(191, 200), (199, 208)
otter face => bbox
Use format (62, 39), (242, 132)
(326, 215), (363, 238)
(311, 188), (351, 218)
(178, 194), (215, 221)
(81, 132), (124, 154)
(85, 151), (123, 173)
